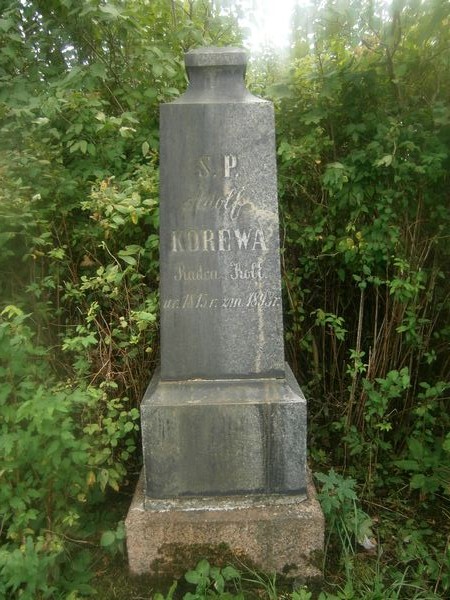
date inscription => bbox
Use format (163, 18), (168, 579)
(163, 290), (280, 311)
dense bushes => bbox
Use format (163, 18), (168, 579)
(271, 0), (450, 497)
(0, 307), (138, 598)
(0, 0), (449, 597)
(271, 0), (450, 494)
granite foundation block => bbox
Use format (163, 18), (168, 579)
(125, 469), (324, 581)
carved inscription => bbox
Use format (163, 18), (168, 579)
(174, 265), (219, 281)
(163, 291), (281, 311)
(224, 155), (237, 178)
(197, 154), (238, 178)
(185, 188), (250, 221)
(173, 261), (265, 282)
(170, 228), (267, 253)
(230, 261), (264, 280)
(165, 153), (280, 311)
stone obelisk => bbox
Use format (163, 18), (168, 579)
(126, 47), (323, 580)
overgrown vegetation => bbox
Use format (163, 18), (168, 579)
(0, 0), (449, 598)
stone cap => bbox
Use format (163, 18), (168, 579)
(168, 45), (263, 104)
(185, 46), (248, 68)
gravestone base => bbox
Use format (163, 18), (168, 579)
(141, 365), (307, 498)
(125, 469), (324, 581)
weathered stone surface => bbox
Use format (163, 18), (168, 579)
(159, 47), (284, 381)
(126, 469), (324, 581)
(141, 364), (306, 498)
(140, 46), (308, 500)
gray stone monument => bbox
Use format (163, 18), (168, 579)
(126, 47), (323, 580)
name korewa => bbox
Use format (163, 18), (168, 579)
(170, 228), (267, 253)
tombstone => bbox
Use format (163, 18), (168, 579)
(126, 47), (324, 580)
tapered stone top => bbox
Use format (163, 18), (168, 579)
(159, 47), (285, 380)
(174, 46), (259, 103)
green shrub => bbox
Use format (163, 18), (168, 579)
(0, 307), (139, 597)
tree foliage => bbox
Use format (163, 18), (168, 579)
(270, 0), (450, 491)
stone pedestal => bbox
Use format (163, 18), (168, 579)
(141, 364), (306, 498)
(126, 470), (324, 581)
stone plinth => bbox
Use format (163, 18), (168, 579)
(126, 470), (324, 581)
(141, 364), (306, 498)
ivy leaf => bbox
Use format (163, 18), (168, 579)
(90, 62), (107, 79)
(185, 570), (201, 584)
(0, 18), (14, 32)
(100, 531), (115, 547)
(394, 459), (420, 472)
(222, 566), (240, 580)
(374, 154), (393, 167)
(213, 574), (225, 593)
(408, 438), (424, 461)
(410, 473), (427, 490)
(152, 63), (163, 77)
(196, 559), (210, 577)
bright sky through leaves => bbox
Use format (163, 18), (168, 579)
(241, 0), (309, 51)
(241, 0), (394, 52)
